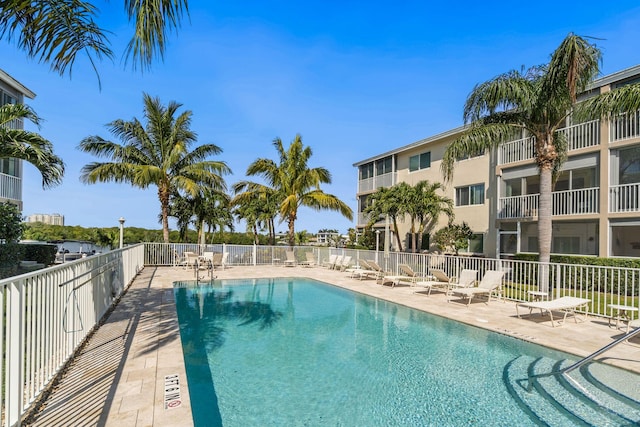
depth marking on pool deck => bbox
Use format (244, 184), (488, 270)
(164, 374), (182, 409)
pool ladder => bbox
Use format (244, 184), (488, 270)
(525, 326), (640, 391)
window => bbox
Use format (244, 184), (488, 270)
(455, 184), (485, 206)
(409, 152), (430, 172)
(468, 233), (483, 253)
(376, 157), (392, 175)
(618, 146), (640, 185)
(456, 148), (485, 161)
(359, 163), (374, 180)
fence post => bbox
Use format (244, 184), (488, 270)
(253, 244), (257, 266)
(6, 279), (24, 426)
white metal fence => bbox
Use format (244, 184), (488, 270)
(160, 243), (639, 315)
(1, 244), (144, 427)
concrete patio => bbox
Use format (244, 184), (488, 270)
(24, 265), (640, 426)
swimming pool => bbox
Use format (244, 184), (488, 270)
(174, 278), (638, 426)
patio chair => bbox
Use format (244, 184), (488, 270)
(284, 250), (296, 267)
(210, 252), (228, 270)
(322, 254), (338, 268)
(183, 251), (199, 270)
(345, 259), (374, 279)
(365, 260), (390, 283)
(516, 296), (591, 327)
(336, 255), (353, 271)
(300, 251), (316, 267)
(380, 264), (426, 287)
(448, 270), (504, 306)
(413, 269), (477, 296)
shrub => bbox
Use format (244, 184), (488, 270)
(22, 243), (57, 265)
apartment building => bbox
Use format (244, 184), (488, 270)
(26, 213), (65, 226)
(0, 69), (36, 211)
(354, 65), (640, 259)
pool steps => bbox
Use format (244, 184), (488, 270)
(504, 356), (640, 426)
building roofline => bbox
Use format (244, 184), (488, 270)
(352, 125), (467, 167)
(0, 68), (36, 99)
(588, 64), (640, 90)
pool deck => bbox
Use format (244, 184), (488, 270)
(26, 265), (640, 426)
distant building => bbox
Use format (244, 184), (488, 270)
(0, 68), (36, 211)
(27, 213), (64, 226)
(316, 231), (340, 245)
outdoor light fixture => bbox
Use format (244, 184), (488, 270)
(119, 217), (126, 249)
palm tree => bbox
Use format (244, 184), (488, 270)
(441, 33), (602, 267)
(0, 103), (64, 188)
(364, 183), (411, 252)
(78, 93), (230, 243)
(0, 0), (189, 84)
(168, 191), (196, 242)
(238, 134), (353, 248)
(408, 181), (453, 253)
(232, 184), (280, 245)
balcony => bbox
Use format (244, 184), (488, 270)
(610, 110), (640, 142)
(610, 183), (640, 213)
(498, 187), (599, 219)
(357, 172), (395, 193)
(0, 172), (21, 201)
(498, 120), (600, 165)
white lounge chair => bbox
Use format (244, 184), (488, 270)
(284, 250), (296, 267)
(413, 269), (477, 296)
(381, 264), (425, 287)
(366, 260), (390, 283)
(322, 254), (338, 268)
(448, 270), (504, 306)
(516, 296), (591, 327)
(345, 259), (374, 279)
(337, 255), (353, 271)
(182, 251), (199, 270)
(300, 251), (316, 267)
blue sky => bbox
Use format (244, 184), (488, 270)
(4, 1), (640, 234)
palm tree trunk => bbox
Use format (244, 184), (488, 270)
(288, 216), (296, 248)
(159, 188), (170, 243)
(538, 166), (553, 292)
(392, 217), (403, 252)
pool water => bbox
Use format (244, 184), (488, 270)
(173, 278), (584, 426)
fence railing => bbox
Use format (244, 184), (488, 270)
(609, 183), (640, 213)
(610, 110), (640, 142)
(498, 121), (601, 166)
(1, 244), (144, 427)
(357, 172), (396, 193)
(498, 187), (599, 219)
(157, 244), (639, 317)
(559, 120), (600, 151)
(0, 173), (21, 202)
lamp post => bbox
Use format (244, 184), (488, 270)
(119, 217), (125, 249)
(375, 230), (380, 263)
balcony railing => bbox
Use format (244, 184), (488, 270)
(610, 110), (640, 142)
(552, 187), (599, 216)
(0, 172), (21, 201)
(609, 183), (640, 213)
(498, 187), (599, 219)
(499, 136), (536, 165)
(498, 194), (539, 219)
(357, 172), (395, 193)
(559, 119), (600, 151)
(498, 121), (601, 165)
